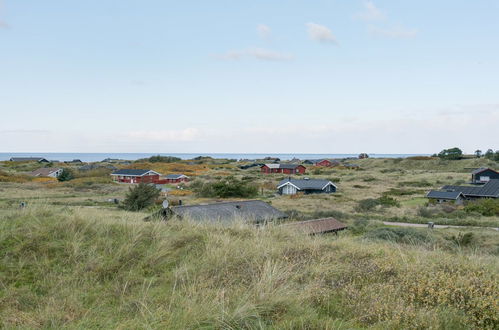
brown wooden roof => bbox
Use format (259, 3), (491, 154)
(286, 217), (347, 235)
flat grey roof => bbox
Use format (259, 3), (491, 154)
(426, 190), (463, 200)
(171, 200), (287, 223)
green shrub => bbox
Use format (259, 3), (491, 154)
(398, 180), (432, 187)
(57, 168), (74, 182)
(378, 196), (400, 207)
(437, 147), (463, 160)
(356, 196), (400, 212)
(464, 199), (499, 216)
(447, 232), (475, 247)
(122, 183), (160, 211)
(193, 176), (258, 198)
(384, 188), (418, 196)
(356, 198), (380, 212)
(136, 155), (181, 163)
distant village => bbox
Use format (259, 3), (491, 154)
(7, 153), (499, 234)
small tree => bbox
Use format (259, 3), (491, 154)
(484, 149), (494, 159)
(474, 150), (482, 158)
(58, 168), (74, 182)
(437, 147), (463, 160)
(122, 183), (160, 211)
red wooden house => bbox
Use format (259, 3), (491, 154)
(111, 169), (163, 184)
(304, 159), (338, 167)
(164, 174), (189, 184)
(261, 164), (306, 174)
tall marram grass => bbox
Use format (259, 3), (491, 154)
(0, 205), (498, 329)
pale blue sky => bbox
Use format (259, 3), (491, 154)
(1, 0), (498, 153)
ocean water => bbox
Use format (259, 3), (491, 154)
(0, 153), (429, 162)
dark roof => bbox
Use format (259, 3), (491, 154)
(286, 218), (347, 235)
(304, 159), (326, 164)
(111, 169), (158, 176)
(278, 178), (335, 190)
(262, 164), (305, 169)
(471, 167), (498, 175)
(170, 200), (288, 223)
(442, 180), (499, 198)
(426, 190), (463, 200)
(10, 157), (48, 162)
(165, 174), (188, 179)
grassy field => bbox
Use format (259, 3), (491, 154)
(0, 205), (498, 329)
(0, 157), (498, 328)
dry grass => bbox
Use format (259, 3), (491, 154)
(0, 205), (497, 329)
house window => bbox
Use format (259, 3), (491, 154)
(480, 176), (490, 182)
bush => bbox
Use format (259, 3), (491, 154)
(464, 199), (499, 216)
(398, 180), (432, 187)
(437, 147), (463, 160)
(135, 155), (181, 163)
(384, 188), (418, 196)
(122, 183), (160, 211)
(378, 196), (400, 207)
(447, 232), (475, 247)
(356, 198), (380, 212)
(193, 176), (258, 198)
(57, 168), (74, 182)
(356, 196), (400, 212)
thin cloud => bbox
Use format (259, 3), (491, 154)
(355, 1), (385, 21)
(0, 20), (8, 29)
(257, 24), (271, 39)
(368, 24), (418, 39)
(215, 47), (293, 61)
(306, 23), (337, 44)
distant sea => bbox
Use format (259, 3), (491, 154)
(0, 153), (429, 162)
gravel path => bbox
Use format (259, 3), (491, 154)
(382, 221), (499, 231)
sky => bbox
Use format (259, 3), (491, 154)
(0, 0), (498, 154)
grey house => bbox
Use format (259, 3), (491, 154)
(431, 179), (499, 200)
(277, 178), (337, 195)
(471, 168), (499, 184)
(155, 200), (288, 224)
(426, 190), (465, 205)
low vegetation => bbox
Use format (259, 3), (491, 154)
(0, 206), (497, 329)
(191, 176), (258, 198)
(0, 156), (498, 328)
(465, 199), (499, 217)
(122, 183), (160, 211)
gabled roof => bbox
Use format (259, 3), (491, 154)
(29, 167), (62, 177)
(426, 190), (463, 200)
(165, 174), (188, 179)
(111, 169), (161, 176)
(262, 164), (304, 169)
(441, 179), (499, 198)
(471, 167), (498, 175)
(170, 200), (287, 223)
(277, 178), (336, 190)
(286, 218), (347, 235)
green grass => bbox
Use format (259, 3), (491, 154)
(0, 205), (498, 329)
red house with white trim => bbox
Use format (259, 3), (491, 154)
(260, 164), (306, 175)
(111, 169), (163, 184)
(164, 174), (189, 184)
